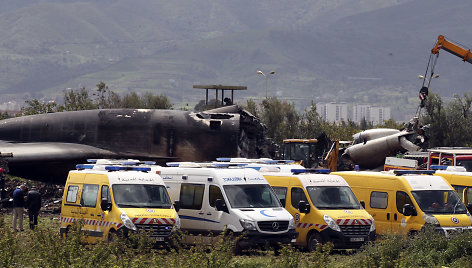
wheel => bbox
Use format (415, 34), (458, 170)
(61, 225), (71, 238)
(272, 243), (281, 256)
(107, 229), (116, 242)
(307, 232), (322, 252)
(232, 236), (243, 255)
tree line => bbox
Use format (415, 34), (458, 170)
(422, 92), (472, 147)
(242, 98), (402, 145)
(10, 82), (470, 148)
(17, 82), (172, 116)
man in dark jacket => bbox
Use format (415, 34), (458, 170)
(25, 187), (42, 230)
(12, 184), (26, 231)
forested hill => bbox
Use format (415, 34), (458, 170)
(0, 0), (471, 120)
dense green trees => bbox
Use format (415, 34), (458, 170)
(242, 98), (362, 144)
(18, 82), (173, 115)
(421, 92), (472, 147)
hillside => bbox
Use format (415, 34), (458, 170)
(0, 0), (470, 120)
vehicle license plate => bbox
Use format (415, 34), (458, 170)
(350, 237), (364, 242)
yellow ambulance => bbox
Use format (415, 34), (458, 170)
(60, 163), (180, 243)
(262, 168), (375, 251)
(432, 165), (472, 211)
(333, 170), (472, 236)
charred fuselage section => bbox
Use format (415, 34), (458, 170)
(0, 105), (269, 183)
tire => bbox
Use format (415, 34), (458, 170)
(62, 225), (71, 238)
(232, 241), (242, 255)
(107, 229), (116, 243)
(307, 232), (322, 252)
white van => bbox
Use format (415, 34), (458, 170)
(155, 163), (297, 253)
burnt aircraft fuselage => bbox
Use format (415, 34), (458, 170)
(0, 108), (267, 183)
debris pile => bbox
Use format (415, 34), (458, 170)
(1, 178), (63, 214)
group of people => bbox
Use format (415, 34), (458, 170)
(12, 184), (42, 231)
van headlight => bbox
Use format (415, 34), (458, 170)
(422, 214), (440, 226)
(369, 218), (376, 232)
(173, 215), (180, 231)
(288, 218), (295, 230)
(121, 213), (137, 231)
(240, 219), (257, 231)
(323, 215), (341, 232)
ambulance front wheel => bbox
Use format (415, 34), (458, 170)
(307, 232), (322, 252)
(107, 229), (116, 242)
(61, 225), (71, 238)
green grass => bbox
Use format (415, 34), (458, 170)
(1, 214), (472, 267)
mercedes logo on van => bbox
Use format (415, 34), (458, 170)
(272, 222), (280, 231)
(451, 217), (459, 224)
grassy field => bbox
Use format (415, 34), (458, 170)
(1, 213), (472, 267)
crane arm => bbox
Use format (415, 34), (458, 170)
(432, 35), (472, 64)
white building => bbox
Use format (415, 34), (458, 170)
(352, 104), (391, 125)
(316, 102), (348, 123)
(369, 106), (391, 125)
(352, 104), (371, 123)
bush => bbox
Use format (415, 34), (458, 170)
(1, 216), (472, 267)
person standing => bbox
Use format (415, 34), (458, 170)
(25, 187), (42, 230)
(12, 184), (26, 231)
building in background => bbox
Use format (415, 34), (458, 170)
(317, 103), (392, 125)
(316, 102), (348, 123)
(352, 104), (391, 125)
(352, 104), (371, 123)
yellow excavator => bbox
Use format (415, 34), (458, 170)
(281, 137), (340, 171)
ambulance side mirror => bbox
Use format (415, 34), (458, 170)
(280, 198), (286, 207)
(467, 204), (472, 214)
(215, 199), (228, 213)
(360, 200), (365, 209)
(173, 201), (180, 212)
(100, 198), (112, 211)
(403, 204), (416, 216)
(298, 200), (310, 214)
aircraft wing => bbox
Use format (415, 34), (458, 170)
(0, 141), (173, 183)
(0, 141), (118, 162)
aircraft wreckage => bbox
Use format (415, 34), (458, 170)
(0, 105), (271, 183)
(340, 117), (429, 170)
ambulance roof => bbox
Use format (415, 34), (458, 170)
(157, 166), (268, 185)
(294, 173), (350, 188)
(335, 171), (451, 191)
(71, 165), (165, 186)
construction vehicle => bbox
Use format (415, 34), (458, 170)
(432, 35), (472, 64)
(418, 35), (472, 110)
(280, 134), (335, 170)
(281, 139), (319, 168)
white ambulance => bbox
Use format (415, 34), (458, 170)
(155, 162), (297, 253)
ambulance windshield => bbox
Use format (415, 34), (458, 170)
(224, 184), (281, 208)
(411, 190), (467, 214)
(113, 184), (172, 208)
(307, 186), (361, 210)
